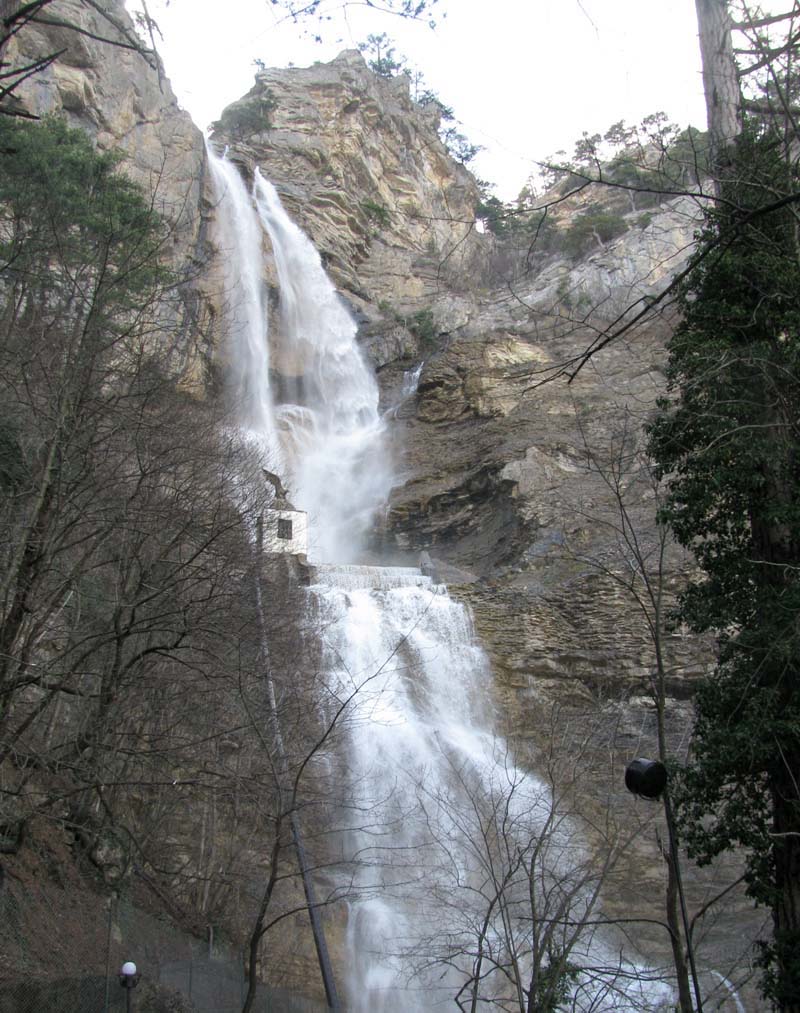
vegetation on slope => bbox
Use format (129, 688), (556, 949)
(649, 126), (800, 1009)
(0, 116), (341, 1004)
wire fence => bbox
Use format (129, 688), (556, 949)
(0, 1), (20, 23)
(0, 872), (326, 1013)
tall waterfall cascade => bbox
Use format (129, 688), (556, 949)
(207, 145), (677, 1011)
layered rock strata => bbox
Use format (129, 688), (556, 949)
(207, 47), (709, 711)
(5, 0), (209, 384)
(3, 11), (752, 997)
(211, 49), (484, 312)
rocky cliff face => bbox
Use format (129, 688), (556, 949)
(211, 50), (484, 313)
(4, 10), (749, 998)
(2, 1), (706, 710)
(4, 0), (209, 383)
(206, 48), (709, 714)
(6, 2), (200, 181)
(210, 85), (742, 1000)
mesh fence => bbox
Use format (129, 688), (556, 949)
(0, 1), (20, 22)
(0, 873), (326, 1013)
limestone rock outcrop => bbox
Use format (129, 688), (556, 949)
(211, 50), (484, 313)
(2, 4), (707, 709)
(4, 0), (209, 384)
(6, 1), (203, 203)
(207, 48), (708, 710)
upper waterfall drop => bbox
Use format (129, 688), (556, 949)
(253, 170), (392, 563)
(206, 145), (391, 563)
(205, 146), (279, 449)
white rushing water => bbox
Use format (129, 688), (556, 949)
(253, 170), (391, 562)
(207, 145), (675, 1011)
(385, 361), (424, 420)
(207, 150), (279, 447)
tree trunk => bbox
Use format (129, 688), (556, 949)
(694, 0), (742, 175)
(241, 828), (283, 1013)
(771, 766), (800, 1013)
(665, 843), (695, 1013)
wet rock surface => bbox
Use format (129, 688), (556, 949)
(5, 14), (758, 1001)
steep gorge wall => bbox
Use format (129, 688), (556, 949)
(101, 29), (712, 733)
(3, 7), (749, 998)
(211, 50), (484, 313)
(207, 70), (745, 990)
(3, 0), (706, 713)
(5, 0), (211, 384)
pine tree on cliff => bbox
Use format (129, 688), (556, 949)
(648, 89), (800, 1013)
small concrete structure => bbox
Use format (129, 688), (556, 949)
(262, 468), (308, 556)
(262, 507), (308, 556)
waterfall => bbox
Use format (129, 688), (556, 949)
(385, 361), (424, 420)
(253, 170), (392, 563)
(206, 152), (279, 451)
(207, 146), (675, 1012)
(309, 565), (497, 1011)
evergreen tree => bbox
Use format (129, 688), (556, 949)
(357, 32), (405, 77)
(647, 128), (800, 1009)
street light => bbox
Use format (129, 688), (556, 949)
(624, 757), (703, 1012)
(118, 960), (139, 1012)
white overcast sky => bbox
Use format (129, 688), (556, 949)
(127, 0), (708, 200)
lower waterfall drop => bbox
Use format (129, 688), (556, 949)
(207, 146), (675, 1012)
(307, 567), (674, 1012)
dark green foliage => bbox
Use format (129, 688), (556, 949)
(358, 33), (405, 77)
(439, 124), (482, 165)
(604, 126), (710, 204)
(0, 117), (273, 923)
(0, 116), (168, 300)
(476, 194), (510, 235)
(647, 128), (800, 1005)
(524, 209), (558, 250)
(529, 957), (580, 1013)
(211, 90), (276, 139)
(512, 118), (711, 264)
(561, 209), (627, 257)
(417, 89), (453, 119)
(413, 81), (480, 165)
(0, 116), (187, 730)
(665, 125), (710, 184)
(361, 198), (391, 228)
(604, 153), (666, 208)
(540, 119), (709, 208)
(405, 308), (436, 349)
(359, 37), (481, 168)
(380, 302), (438, 352)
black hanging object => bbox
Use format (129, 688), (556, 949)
(625, 757), (667, 800)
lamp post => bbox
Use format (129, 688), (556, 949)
(118, 961), (139, 1013)
(624, 757), (703, 1012)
